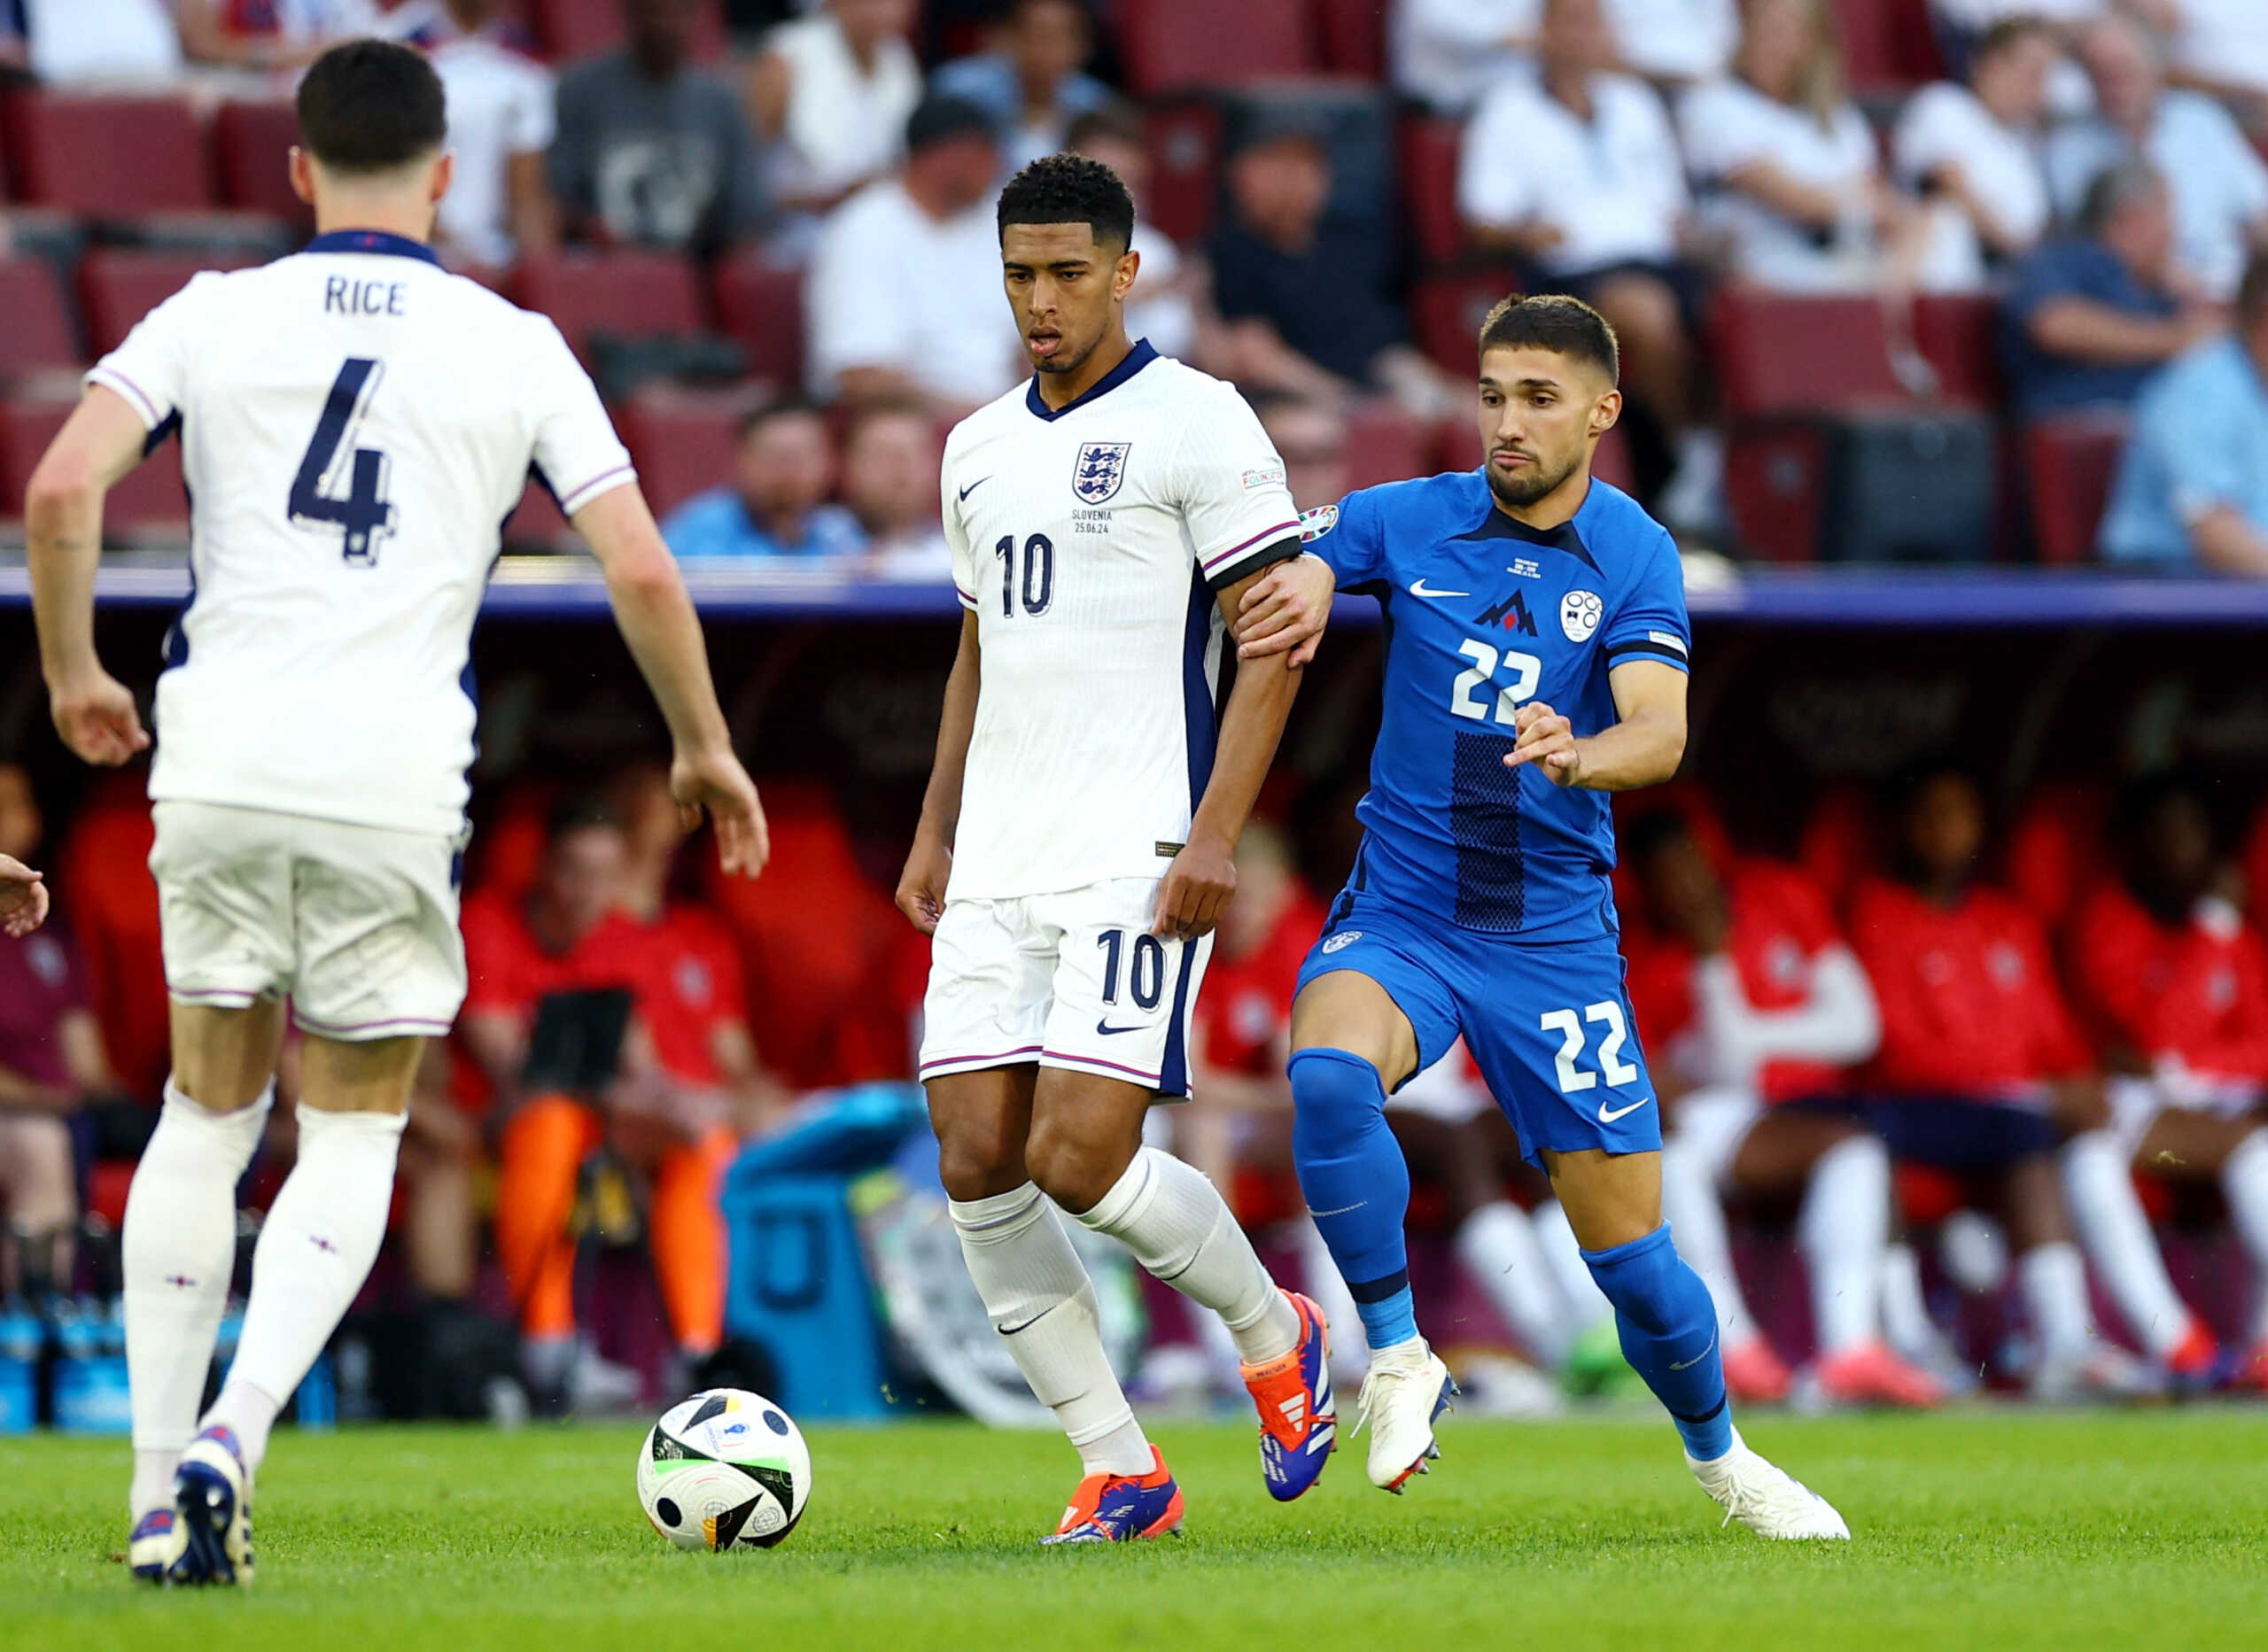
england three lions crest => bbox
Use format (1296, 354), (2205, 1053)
(1073, 442), (1130, 504)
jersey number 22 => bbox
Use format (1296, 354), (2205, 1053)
(289, 358), (397, 567)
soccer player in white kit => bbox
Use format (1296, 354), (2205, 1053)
(24, 42), (765, 1586)
(894, 155), (1339, 1541)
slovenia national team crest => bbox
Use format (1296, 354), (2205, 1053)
(1561, 589), (1604, 642)
(1073, 441), (1130, 503)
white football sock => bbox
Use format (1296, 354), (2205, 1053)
(1798, 1135), (1890, 1356)
(123, 1080), (272, 1516)
(2062, 1129), (2190, 1358)
(208, 1105), (405, 1474)
(2017, 1240), (2097, 1367)
(2220, 1130), (2268, 1339)
(951, 1183), (1150, 1477)
(1455, 1201), (1570, 1367)
(1879, 1241), (1938, 1364)
(1294, 1216), (1365, 1384)
(1074, 1148), (1299, 1366)
(1658, 1142), (1753, 1341)
(1532, 1198), (1614, 1337)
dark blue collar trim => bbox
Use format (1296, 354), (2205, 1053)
(306, 229), (444, 266)
(1455, 473), (1599, 572)
(1025, 338), (1158, 421)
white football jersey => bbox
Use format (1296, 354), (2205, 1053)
(89, 231), (633, 838)
(942, 342), (1301, 900)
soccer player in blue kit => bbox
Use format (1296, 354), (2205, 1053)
(1237, 294), (1849, 1539)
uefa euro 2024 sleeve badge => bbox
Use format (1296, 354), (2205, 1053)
(1073, 442), (1130, 504)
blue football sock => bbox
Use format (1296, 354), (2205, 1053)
(1289, 1047), (1418, 1353)
(1582, 1222), (1734, 1462)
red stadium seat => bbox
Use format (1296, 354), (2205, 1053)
(1340, 402), (1426, 491)
(1913, 292), (2001, 410)
(2, 91), (213, 216)
(1411, 265), (1519, 375)
(213, 100), (312, 227)
(1723, 422), (1829, 562)
(506, 472), (576, 548)
(2022, 411), (2128, 563)
(1712, 290), (1908, 418)
(0, 395), (188, 531)
(1834, 0), (1946, 93)
(528, 0), (729, 62)
(616, 388), (747, 519)
(2005, 783), (2105, 935)
(79, 249), (260, 359)
(513, 249), (707, 363)
(1798, 785), (1876, 909)
(1401, 114), (1465, 263)
(1145, 99), (1224, 245)
(710, 250), (805, 392)
(1118, 0), (1317, 92)
(59, 773), (171, 1098)
(1313, 0), (1388, 77)
(0, 257), (81, 373)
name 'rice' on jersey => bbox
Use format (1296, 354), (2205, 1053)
(87, 230), (634, 839)
(942, 341), (1301, 900)
(1305, 469), (1691, 941)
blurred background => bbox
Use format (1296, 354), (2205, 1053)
(3, 0), (2268, 1432)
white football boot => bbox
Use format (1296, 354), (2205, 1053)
(171, 1424), (255, 1585)
(128, 1508), (188, 1584)
(1354, 1340), (1457, 1493)
(1688, 1428), (1851, 1540)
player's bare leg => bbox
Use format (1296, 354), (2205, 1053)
(123, 999), (284, 1582)
(1548, 1146), (1848, 1539)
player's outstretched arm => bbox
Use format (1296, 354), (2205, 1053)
(1154, 570), (1305, 941)
(0, 854), (50, 939)
(27, 385), (154, 768)
(574, 485), (768, 877)
(1506, 658), (1687, 791)
(1231, 553), (1337, 666)
(895, 611), (980, 936)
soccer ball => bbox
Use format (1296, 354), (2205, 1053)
(635, 1388), (812, 1551)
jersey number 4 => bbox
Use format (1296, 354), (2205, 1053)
(289, 358), (397, 566)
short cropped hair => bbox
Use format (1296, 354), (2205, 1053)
(2079, 158), (2165, 238)
(997, 152), (1135, 255)
(1478, 292), (1619, 385)
(736, 397), (823, 442)
(297, 39), (447, 175)
(547, 794), (622, 844)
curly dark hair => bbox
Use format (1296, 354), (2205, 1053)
(997, 153), (1135, 255)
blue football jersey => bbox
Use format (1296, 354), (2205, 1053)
(1307, 469), (1690, 941)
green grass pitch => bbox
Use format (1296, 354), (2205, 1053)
(5, 1410), (2267, 1652)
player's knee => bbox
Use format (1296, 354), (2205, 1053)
(1022, 1118), (1126, 1216)
(935, 1115), (1030, 1203)
(1287, 1047), (1387, 1155)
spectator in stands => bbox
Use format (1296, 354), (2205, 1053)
(176, 0), (380, 74)
(1846, 762), (2163, 1399)
(2067, 773), (2268, 1386)
(384, 0), (560, 265)
(750, 0), (921, 219)
(2000, 160), (2215, 423)
(1459, 0), (1721, 531)
(660, 399), (865, 562)
(1606, 0), (1738, 87)
(2163, 0), (2268, 112)
(933, 0), (1111, 170)
(1393, 0), (1536, 111)
(805, 94), (1021, 418)
(5, 0), (183, 83)
(2046, 14), (2268, 301)
(2099, 252), (2268, 570)
(548, 0), (765, 259)
(1622, 810), (1942, 1407)
(1257, 398), (1349, 511)
(0, 764), (117, 1297)
(1209, 118), (1459, 415)
(1067, 105), (1211, 368)
(1680, 0), (1959, 296)
(840, 401), (951, 582)
(1891, 18), (2058, 282)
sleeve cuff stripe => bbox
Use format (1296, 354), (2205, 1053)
(1604, 637), (1690, 660)
(1200, 520), (1301, 570)
(88, 367), (162, 429)
(555, 463), (635, 516)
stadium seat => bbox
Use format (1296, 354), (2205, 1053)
(1913, 293), (2001, 410)
(1712, 290), (1909, 419)
(213, 99), (312, 227)
(710, 251), (805, 392)
(0, 257), (82, 373)
(2005, 783), (2105, 934)
(528, 0), (729, 62)
(1411, 265), (1519, 375)
(79, 249), (259, 359)
(616, 389), (747, 519)
(506, 471), (576, 549)
(58, 773), (171, 1099)
(1, 91), (213, 217)
(1723, 423), (1829, 562)
(0, 394), (189, 530)
(2022, 411), (2129, 563)
(1401, 114), (1465, 263)
(1341, 403), (1427, 492)
(1145, 99), (1224, 245)
(1834, 0), (1946, 93)
(1313, 0), (1388, 77)
(1117, 0), (1317, 93)
(1798, 786), (1876, 908)
(513, 249), (708, 364)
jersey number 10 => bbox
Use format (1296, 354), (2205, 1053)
(994, 533), (1054, 617)
(289, 357), (398, 567)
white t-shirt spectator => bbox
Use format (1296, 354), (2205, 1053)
(1892, 81), (2050, 268)
(766, 12), (921, 204)
(2169, 0), (2268, 97)
(1605, 0), (1737, 83)
(19, 0), (183, 83)
(383, 2), (554, 266)
(2046, 91), (2268, 299)
(1679, 77), (1880, 290)
(1458, 72), (1687, 275)
(1129, 223), (1196, 364)
(806, 180), (1021, 406)
(1393, 0), (1536, 111)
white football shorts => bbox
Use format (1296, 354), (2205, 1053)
(918, 877), (1212, 1098)
(149, 800), (468, 1041)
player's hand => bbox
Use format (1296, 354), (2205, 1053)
(1506, 702), (1586, 787)
(0, 855), (49, 938)
(895, 830), (952, 935)
(48, 669), (149, 767)
(1235, 555), (1334, 668)
(672, 743), (768, 878)
(1154, 833), (1235, 941)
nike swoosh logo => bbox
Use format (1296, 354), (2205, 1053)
(1095, 1019), (1144, 1036)
(958, 477), (990, 500)
(1409, 578), (1469, 599)
(1668, 1331), (1717, 1372)
(1596, 1096), (1652, 1123)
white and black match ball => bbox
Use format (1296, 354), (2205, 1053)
(635, 1389), (812, 1551)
